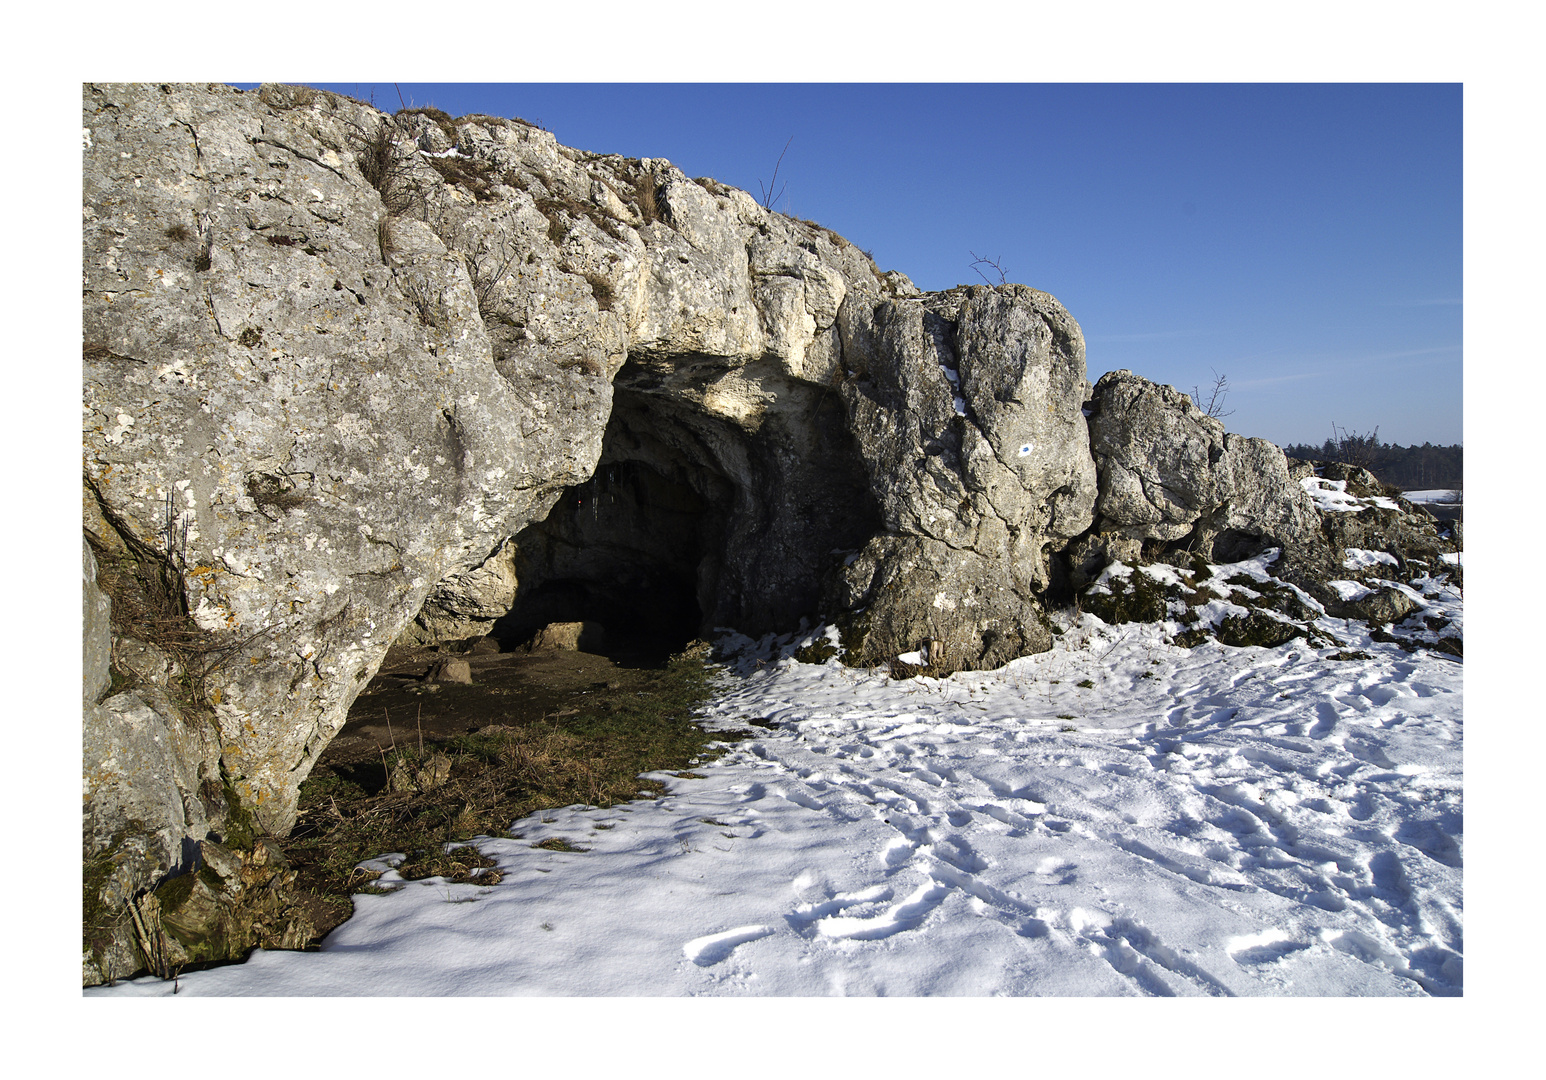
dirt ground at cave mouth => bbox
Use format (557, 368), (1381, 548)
(319, 639), (679, 770)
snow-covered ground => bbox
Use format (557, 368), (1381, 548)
(91, 598), (1463, 998)
(1402, 489), (1463, 504)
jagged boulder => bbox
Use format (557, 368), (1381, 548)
(1327, 585), (1422, 626)
(129, 838), (313, 977)
(84, 83), (608, 845)
(1304, 463), (1459, 569)
(831, 536), (1055, 670)
(81, 83), (614, 983)
(84, 532), (229, 985)
(1083, 369), (1322, 568)
(368, 105), (894, 647)
(401, 537), (522, 644)
(1277, 460), (1462, 611)
(529, 620), (607, 651)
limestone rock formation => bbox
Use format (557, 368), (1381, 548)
(1080, 369), (1323, 573)
(829, 286), (1097, 667)
(82, 83), (594, 982)
(82, 83), (1461, 985)
(84, 83), (596, 840)
(81, 82), (899, 982)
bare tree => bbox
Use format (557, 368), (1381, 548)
(1190, 369), (1234, 418)
(969, 251), (1008, 286)
(759, 136), (793, 211)
(1329, 423), (1381, 470)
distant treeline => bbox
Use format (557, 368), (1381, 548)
(1281, 436), (1463, 491)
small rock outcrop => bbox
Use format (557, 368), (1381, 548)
(425, 657), (473, 684)
(529, 621), (606, 652)
(1077, 369), (1322, 575)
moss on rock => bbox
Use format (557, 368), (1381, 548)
(1215, 611), (1303, 649)
(794, 639), (840, 665)
(1082, 568), (1173, 625)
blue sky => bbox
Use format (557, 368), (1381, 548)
(285, 83), (1461, 448)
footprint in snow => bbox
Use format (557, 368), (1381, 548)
(1077, 912), (1235, 997)
(815, 880), (950, 941)
(1034, 857), (1077, 883)
(1227, 930), (1313, 966)
(931, 835), (990, 873)
(879, 834), (916, 868)
(774, 785), (828, 812)
(786, 884), (893, 928)
(972, 801), (1041, 831)
(682, 925), (775, 966)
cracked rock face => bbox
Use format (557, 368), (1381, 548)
(830, 285), (1097, 667)
(83, 83), (600, 842)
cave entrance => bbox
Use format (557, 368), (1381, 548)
(492, 452), (733, 662)
(488, 373), (880, 663)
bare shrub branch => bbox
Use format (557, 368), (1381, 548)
(759, 136), (793, 211)
(1328, 423), (1382, 469)
(347, 118), (425, 218)
(1190, 369), (1234, 418)
(397, 274), (446, 328)
(969, 251), (1007, 286)
(464, 235), (521, 318)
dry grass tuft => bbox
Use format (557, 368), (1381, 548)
(425, 154), (498, 201)
(583, 272), (615, 311)
(350, 120), (424, 218)
(635, 175), (666, 225)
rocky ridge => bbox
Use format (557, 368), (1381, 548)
(82, 83), (1460, 985)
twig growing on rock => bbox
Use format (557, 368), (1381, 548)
(759, 137), (793, 211)
(1190, 370), (1234, 419)
(164, 490), (188, 568)
(969, 251), (1008, 286)
(464, 235), (521, 318)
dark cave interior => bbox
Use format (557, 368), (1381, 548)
(491, 457), (730, 657)
(474, 375), (881, 661)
